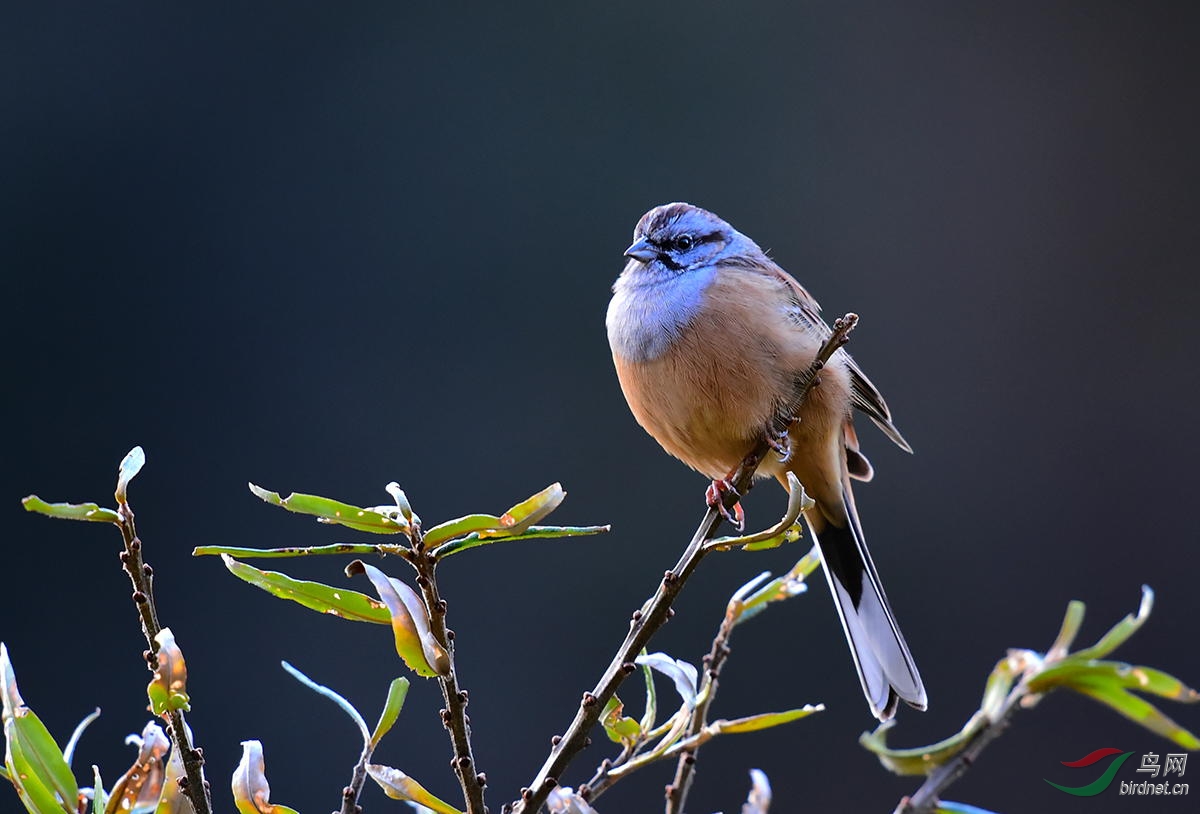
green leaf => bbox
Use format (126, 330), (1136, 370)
(347, 562), (448, 677)
(1071, 679), (1200, 750)
(1, 644), (79, 813)
(1071, 585), (1153, 661)
(635, 653), (698, 710)
(195, 542), (404, 559)
(860, 714), (989, 776)
(21, 496), (120, 524)
(430, 524), (609, 558)
(736, 547), (821, 624)
(221, 555), (391, 624)
(232, 740), (300, 814)
(281, 662), (370, 744)
(422, 514), (505, 548)
(249, 483), (410, 535)
(91, 765), (107, 814)
(370, 677), (411, 748)
(367, 764), (463, 814)
(115, 446), (145, 505)
(1046, 599), (1086, 659)
(1030, 658), (1200, 702)
(711, 705), (823, 734)
(707, 473), (812, 551)
(601, 696), (642, 745)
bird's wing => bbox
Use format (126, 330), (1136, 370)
(753, 261), (914, 454)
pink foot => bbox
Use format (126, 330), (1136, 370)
(706, 479), (745, 531)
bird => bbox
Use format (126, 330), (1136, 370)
(605, 202), (926, 721)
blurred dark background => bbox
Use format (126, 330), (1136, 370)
(4, 3), (1198, 812)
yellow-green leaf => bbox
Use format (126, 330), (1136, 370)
(249, 483), (409, 535)
(366, 764), (462, 814)
(712, 705), (823, 734)
(221, 555), (390, 624)
(370, 678), (410, 748)
(21, 496), (120, 524)
(347, 562), (448, 677)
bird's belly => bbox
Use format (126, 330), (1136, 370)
(612, 328), (788, 480)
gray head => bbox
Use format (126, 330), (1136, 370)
(623, 203), (765, 278)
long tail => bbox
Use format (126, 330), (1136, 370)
(807, 491), (926, 720)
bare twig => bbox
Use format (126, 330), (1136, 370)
(663, 596), (740, 812)
(411, 526), (488, 814)
(114, 499), (213, 814)
(509, 314), (858, 814)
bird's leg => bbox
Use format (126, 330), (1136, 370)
(706, 478), (745, 531)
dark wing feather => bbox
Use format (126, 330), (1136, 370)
(755, 260), (914, 454)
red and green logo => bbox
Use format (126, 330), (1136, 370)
(1045, 747), (1134, 796)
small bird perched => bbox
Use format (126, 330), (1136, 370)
(606, 202), (926, 721)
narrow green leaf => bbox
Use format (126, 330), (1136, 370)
(115, 447), (145, 504)
(860, 714), (990, 776)
(737, 547), (820, 624)
(195, 542), (403, 559)
(367, 764), (463, 814)
(370, 677), (411, 748)
(422, 514), (505, 548)
(6, 731), (71, 814)
(1072, 679), (1200, 750)
(484, 483), (565, 536)
(712, 705), (823, 734)
(1071, 585), (1153, 661)
(1, 645), (79, 811)
(1031, 658), (1200, 702)
(221, 555), (390, 624)
(249, 483), (410, 535)
(281, 662), (370, 744)
(21, 496), (120, 524)
(635, 653), (698, 709)
(707, 473), (812, 551)
(430, 524), (609, 558)
(1046, 600), (1086, 659)
(91, 765), (107, 814)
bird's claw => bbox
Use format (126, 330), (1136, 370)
(766, 429), (792, 463)
(706, 479), (745, 531)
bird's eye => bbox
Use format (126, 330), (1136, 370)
(674, 234), (694, 251)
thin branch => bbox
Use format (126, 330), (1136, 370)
(893, 683), (1025, 814)
(114, 500), (213, 814)
(411, 527), (488, 814)
(509, 314), (859, 814)
(664, 599), (740, 812)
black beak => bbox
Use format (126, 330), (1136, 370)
(623, 238), (657, 263)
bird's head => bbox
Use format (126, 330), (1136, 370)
(623, 203), (761, 277)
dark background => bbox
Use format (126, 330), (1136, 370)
(4, 3), (1198, 813)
